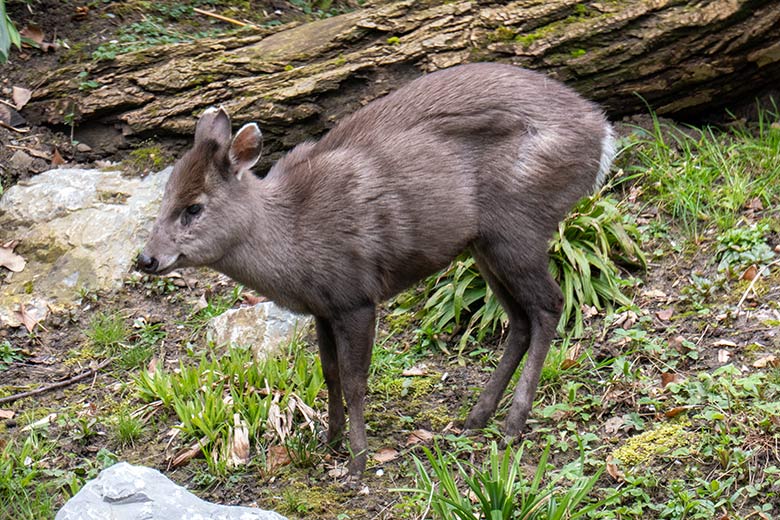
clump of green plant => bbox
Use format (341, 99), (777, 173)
(409, 191), (644, 349)
(0, 431), (61, 519)
(679, 273), (723, 312)
(714, 222), (775, 273)
(0, 339), (23, 370)
(113, 410), (144, 448)
(85, 312), (129, 355)
(630, 107), (780, 239)
(127, 144), (166, 173)
(400, 440), (615, 519)
(91, 16), (224, 61)
(289, 0), (348, 18)
(134, 340), (324, 474)
(0, 0), (20, 64)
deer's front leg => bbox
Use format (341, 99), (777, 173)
(330, 305), (376, 477)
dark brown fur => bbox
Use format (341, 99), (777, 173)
(140, 63), (614, 476)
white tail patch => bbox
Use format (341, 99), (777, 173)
(595, 124), (616, 191)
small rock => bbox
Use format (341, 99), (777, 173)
(9, 150), (33, 171)
(207, 302), (312, 359)
(76, 142), (92, 152)
(55, 462), (286, 520)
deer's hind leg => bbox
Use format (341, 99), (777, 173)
(466, 241), (563, 436)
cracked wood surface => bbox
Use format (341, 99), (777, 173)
(25, 0), (780, 166)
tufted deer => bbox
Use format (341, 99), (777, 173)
(138, 63), (615, 476)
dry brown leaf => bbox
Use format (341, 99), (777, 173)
(643, 289), (668, 300)
(19, 25), (57, 52)
(241, 293), (267, 305)
(0, 409), (15, 420)
(73, 6), (89, 19)
(0, 241), (26, 272)
(171, 435), (209, 467)
(147, 356), (159, 374)
(669, 335), (686, 352)
(714, 339), (738, 348)
(741, 265), (758, 281)
(19, 25), (44, 44)
(12, 86), (32, 111)
(373, 448), (400, 463)
(267, 445), (291, 472)
(664, 406), (690, 418)
(561, 342), (581, 370)
(605, 456), (625, 482)
(328, 465), (348, 478)
(603, 416), (624, 435)
(753, 354), (778, 368)
(661, 372), (682, 388)
(401, 365), (428, 377)
(581, 304), (598, 319)
(51, 148), (65, 166)
(405, 429), (434, 446)
(745, 197), (764, 211)
(656, 308), (674, 321)
(717, 349), (732, 364)
(17, 303), (40, 333)
(227, 414), (250, 467)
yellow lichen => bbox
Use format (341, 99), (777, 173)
(612, 420), (696, 467)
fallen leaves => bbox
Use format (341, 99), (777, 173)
(741, 264), (758, 281)
(661, 372), (683, 388)
(0, 409), (15, 420)
(16, 303), (42, 333)
(0, 240), (26, 272)
(663, 405), (692, 418)
(227, 414), (250, 468)
(753, 354), (779, 368)
(267, 445), (291, 472)
(605, 456), (625, 482)
(604, 416), (624, 435)
(51, 148), (66, 166)
(12, 86), (32, 110)
(401, 364), (428, 377)
(562, 342), (582, 369)
(171, 435), (209, 468)
(372, 448), (400, 463)
(19, 24), (58, 53)
(405, 429), (433, 447)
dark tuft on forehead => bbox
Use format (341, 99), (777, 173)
(170, 139), (229, 203)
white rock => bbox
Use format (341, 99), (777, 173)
(207, 302), (312, 359)
(0, 167), (171, 327)
(55, 462), (286, 520)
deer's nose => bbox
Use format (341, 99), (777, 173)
(136, 253), (159, 274)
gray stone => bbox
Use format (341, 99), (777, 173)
(207, 302), (312, 359)
(56, 462), (287, 520)
(0, 167), (171, 327)
(9, 150), (33, 171)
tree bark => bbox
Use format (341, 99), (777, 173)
(25, 0), (780, 165)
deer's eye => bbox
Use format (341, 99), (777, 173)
(181, 204), (203, 225)
(186, 204), (202, 216)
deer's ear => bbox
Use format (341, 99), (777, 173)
(194, 106), (232, 148)
(229, 123), (263, 180)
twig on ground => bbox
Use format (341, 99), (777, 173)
(0, 357), (114, 405)
(0, 120), (30, 133)
(193, 7), (259, 29)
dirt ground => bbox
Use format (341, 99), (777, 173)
(1, 2), (779, 519)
